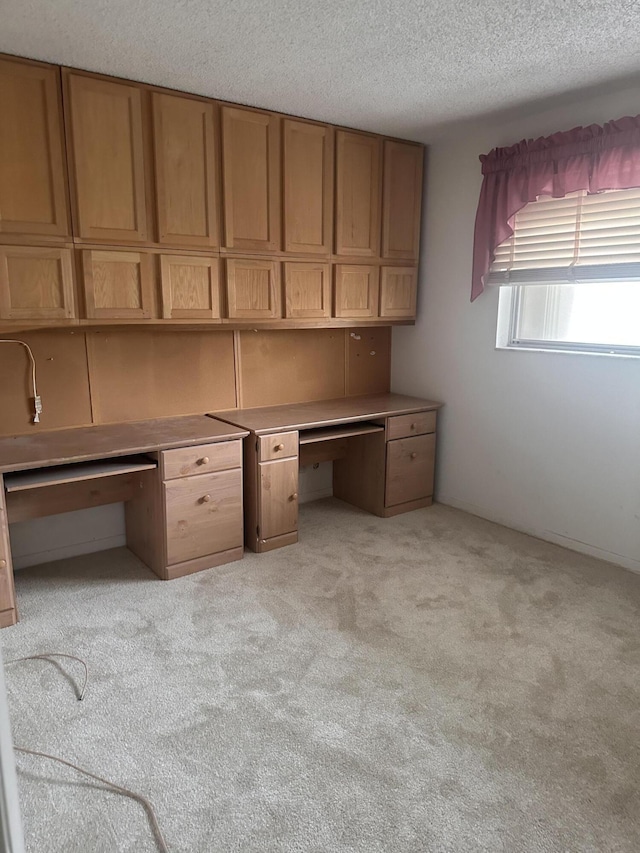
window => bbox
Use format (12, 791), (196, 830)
(493, 188), (640, 355)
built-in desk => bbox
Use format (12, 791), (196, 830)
(211, 393), (443, 553)
(0, 416), (248, 628)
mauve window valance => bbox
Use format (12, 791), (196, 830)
(471, 115), (640, 301)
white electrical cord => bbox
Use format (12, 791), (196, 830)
(0, 340), (42, 423)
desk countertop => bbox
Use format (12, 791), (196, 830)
(211, 393), (442, 434)
(0, 416), (248, 474)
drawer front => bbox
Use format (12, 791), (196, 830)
(259, 457), (299, 540)
(387, 411), (436, 441)
(258, 431), (298, 462)
(385, 434), (435, 507)
(164, 469), (243, 566)
(161, 440), (242, 480)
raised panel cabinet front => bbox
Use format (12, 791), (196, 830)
(0, 245), (75, 320)
(82, 249), (154, 318)
(335, 130), (382, 258)
(284, 262), (331, 318)
(258, 457), (299, 540)
(221, 106), (280, 252)
(160, 254), (221, 319)
(153, 93), (219, 248)
(382, 141), (423, 261)
(66, 73), (149, 243)
(380, 266), (417, 319)
(164, 468), (243, 565)
(334, 264), (380, 319)
(0, 57), (70, 238)
(226, 258), (281, 319)
(283, 119), (333, 255)
(385, 433), (436, 507)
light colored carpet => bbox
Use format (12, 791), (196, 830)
(2, 499), (640, 853)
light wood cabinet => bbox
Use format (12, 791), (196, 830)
(334, 264), (380, 318)
(380, 266), (417, 319)
(283, 119), (333, 255)
(382, 141), (423, 261)
(226, 257), (281, 319)
(153, 93), (219, 248)
(0, 56), (70, 239)
(284, 262), (331, 319)
(82, 249), (154, 319)
(65, 72), (150, 243)
(0, 245), (75, 320)
(160, 254), (220, 319)
(258, 457), (299, 540)
(385, 433), (435, 507)
(335, 130), (382, 258)
(0, 476), (17, 627)
(221, 106), (280, 252)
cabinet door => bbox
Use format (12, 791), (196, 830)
(380, 266), (417, 319)
(334, 264), (380, 319)
(165, 469), (243, 565)
(226, 258), (281, 319)
(0, 476), (17, 623)
(335, 130), (382, 258)
(382, 140), (423, 261)
(160, 254), (221, 319)
(0, 245), (75, 320)
(283, 119), (333, 255)
(221, 106), (280, 251)
(66, 73), (149, 243)
(284, 262), (331, 319)
(0, 57), (70, 239)
(153, 93), (219, 248)
(82, 249), (154, 319)
(259, 457), (298, 540)
(385, 434), (435, 507)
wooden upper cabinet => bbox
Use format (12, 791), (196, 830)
(82, 249), (154, 319)
(221, 106), (280, 252)
(0, 245), (75, 320)
(283, 262), (331, 319)
(160, 254), (221, 319)
(0, 57), (70, 239)
(283, 119), (333, 255)
(335, 130), (382, 258)
(153, 93), (219, 248)
(226, 257), (281, 319)
(65, 72), (150, 243)
(380, 266), (417, 319)
(334, 264), (380, 319)
(382, 141), (424, 261)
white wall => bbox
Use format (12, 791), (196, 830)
(393, 82), (640, 572)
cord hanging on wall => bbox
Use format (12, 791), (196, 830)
(0, 340), (43, 423)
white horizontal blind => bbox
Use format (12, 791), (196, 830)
(488, 188), (640, 285)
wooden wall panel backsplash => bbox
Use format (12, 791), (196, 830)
(0, 331), (92, 436)
(238, 329), (346, 408)
(346, 326), (391, 396)
(85, 330), (236, 423)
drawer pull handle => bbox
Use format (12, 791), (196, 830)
(0, 559), (6, 569)
(410, 423), (417, 430)
(410, 452), (418, 459)
(200, 494), (212, 503)
(197, 456), (210, 465)
(289, 493), (298, 501)
(275, 443), (285, 451)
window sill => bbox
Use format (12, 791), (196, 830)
(496, 342), (640, 360)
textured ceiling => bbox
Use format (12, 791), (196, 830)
(1, 0), (639, 141)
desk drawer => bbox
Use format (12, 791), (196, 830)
(258, 431), (298, 462)
(385, 434), (435, 507)
(164, 469), (243, 565)
(161, 440), (241, 480)
(387, 411), (436, 441)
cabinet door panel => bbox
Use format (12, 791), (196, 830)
(0, 477), (16, 617)
(380, 266), (417, 319)
(335, 131), (382, 257)
(0, 245), (75, 319)
(334, 264), (379, 319)
(284, 262), (331, 318)
(226, 258), (281, 319)
(385, 434), (435, 507)
(165, 468), (243, 565)
(382, 141), (423, 260)
(153, 93), (219, 248)
(160, 254), (220, 319)
(283, 119), (333, 255)
(0, 57), (70, 238)
(259, 457), (298, 540)
(66, 73), (149, 242)
(222, 106), (280, 251)
(82, 249), (154, 318)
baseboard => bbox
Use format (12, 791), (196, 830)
(438, 494), (640, 575)
(12, 534), (127, 570)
